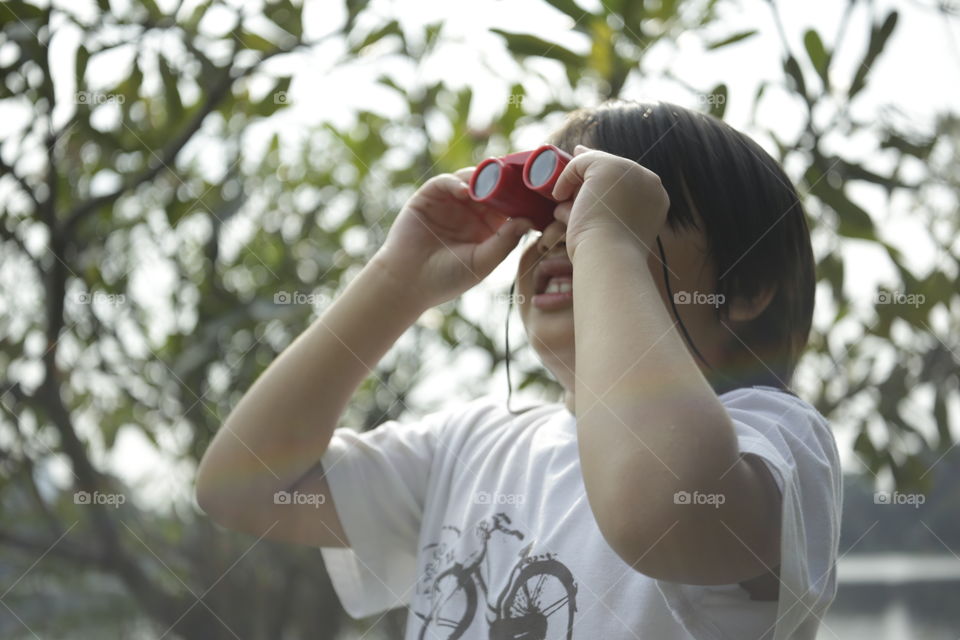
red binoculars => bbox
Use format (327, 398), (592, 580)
(468, 144), (573, 231)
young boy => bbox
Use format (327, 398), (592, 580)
(196, 100), (842, 639)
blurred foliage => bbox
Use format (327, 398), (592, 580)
(0, 0), (957, 637)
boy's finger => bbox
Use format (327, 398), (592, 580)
(551, 155), (587, 202)
(454, 167), (476, 185)
(472, 217), (534, 273)
(428, 173), (470, 200)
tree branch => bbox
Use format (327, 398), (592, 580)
(0, 529), (104, 566)
(0, 155), (43, 212)
(61, 39), (319, 237)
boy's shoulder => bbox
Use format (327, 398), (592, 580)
(719, 385), (838, 458)
(720, 384), (820, 414)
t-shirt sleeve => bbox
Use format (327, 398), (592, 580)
(317, 399), (477, 619)
(655, 387), (843, 640)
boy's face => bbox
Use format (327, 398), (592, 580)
(515, 214), (731, 402)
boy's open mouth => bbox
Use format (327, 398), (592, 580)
(533, 256), (574, 295)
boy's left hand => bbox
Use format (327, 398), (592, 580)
(551, 144), (670, 261)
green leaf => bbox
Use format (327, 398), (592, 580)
(350, 19), (403, 55)
(804, 165), (876, 241)
(238, 30), (277, 53)
(424, 21), (444, 52)
(750, 81), (768, 122)
(707, 83), (727, 119)
(140, 0), (165, 21)
(803, 29), (830, 88)
(375, 74), (405, 94)
(933, 388), (951, 449)
(783, 55), (807, 99)
(880, 130), (936, 160)
(0, 0), (46, 25)
(255, 76), (292, 117)
(490, 29), (585, 68)
(497, 83), (527, 134)
(706, 29), (757, 50)
(75, 44), (89, 89)
(182, 0), (212, 31)
(849, 10), (898, 100)
(542, 0), (596, 27)
(650, 0), (680, 22)
(157, 54), (183, 120)
(588, 18), (614, 79)
(264, 0), (301, 39)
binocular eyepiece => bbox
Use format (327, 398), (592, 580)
(468, 144), (573, 231)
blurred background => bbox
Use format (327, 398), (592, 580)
(1, 0), (958, 637)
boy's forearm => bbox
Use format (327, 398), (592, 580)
(196, 255), (428, 506)
(570, 235), (741, 551)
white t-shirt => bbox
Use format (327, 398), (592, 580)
(318, 386), (842, 639)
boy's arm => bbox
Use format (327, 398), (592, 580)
(548, 147), (781, 586)
(571, 233), (782, 585)
(195, 166), (532, 548)
(195, 256), (427, 547)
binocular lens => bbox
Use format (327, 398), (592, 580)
(527, 149), (557, 188)
(473, 162), (500, 198)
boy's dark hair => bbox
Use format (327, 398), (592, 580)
(545, 99), (816, 397)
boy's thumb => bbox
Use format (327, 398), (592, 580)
(474, 218), (534, 272)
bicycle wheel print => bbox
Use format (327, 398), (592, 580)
(493, 558), (578, 640)
(418, 565), (478, 640)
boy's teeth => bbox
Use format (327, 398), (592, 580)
(544, 277), (572, 294)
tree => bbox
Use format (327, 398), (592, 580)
(1, 0), (956, 636)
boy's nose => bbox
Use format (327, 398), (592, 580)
(536, 219), (566, 254)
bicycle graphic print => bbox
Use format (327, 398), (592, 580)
(414, 512), (579, 640)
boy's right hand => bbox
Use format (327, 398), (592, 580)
(372, 167), (536, 308)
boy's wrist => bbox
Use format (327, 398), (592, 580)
(571, 226), (652, 263)
(366, 253), (434, 317)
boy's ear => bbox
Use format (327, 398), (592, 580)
(726, 285), (777, 322)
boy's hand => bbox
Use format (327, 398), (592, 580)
(551, 145), (670, 261)
(373, 168), (535, 308)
